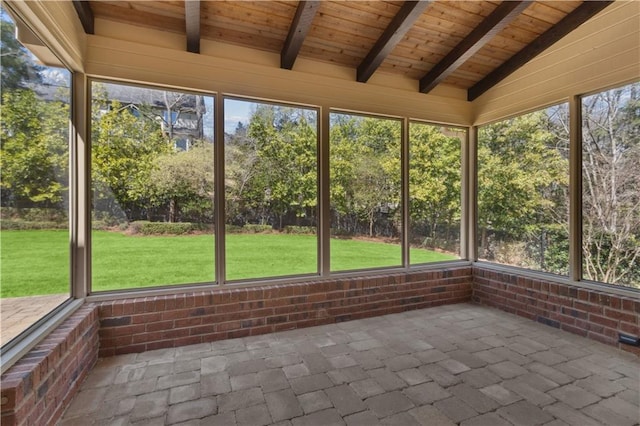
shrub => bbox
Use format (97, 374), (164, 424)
(244, 224), (273, 233)
(129, 221), (210, 235)
(1, 207), (67, 222)
(284, 226), (316, 235)
(0, 220), (66, 230)
(225, 224), (243, 234)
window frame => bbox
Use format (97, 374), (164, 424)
(0, 4), (78, 372)
(87, 77), (218, 294)
(407, 120), (467, 267)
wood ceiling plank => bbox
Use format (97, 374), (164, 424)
(90, 2), (185, 33)
(317, 1), (400, 26)
(419, 1), (531, 93)
(521, 1), (582, 25)
(468, 1), (614, 101)
(357, 1), (433, 83)
(201, 24), (284, 52)
(309, 11), (382, 40)
(298, 45), (362, 68)
(281, 1), (321, 69)
(202, 3), (293, 34)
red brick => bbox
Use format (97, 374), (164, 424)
(573, 301), (603, 315)
(174, 336), (203, 347)
(115, 344), (146, 355)
(216, 321), (241, 332)
(132, 331), (164, 344)
(145, 320), (175, 333)
(227, 329), (250, 339)
(604, 308), (637, 324)
(589, 314), (619, 329)
(184, 324), (215, 336)
(174, 317), (203, 328)
(560, 323), (588, 337)
(146, 340), (175, 351)
(619, 322), (640, 336)
(250, 325), (275, 335)
(131, 312), (163, 324)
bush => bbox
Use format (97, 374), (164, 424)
(0, 220), (67, 230)
(244, 224), (273, 233)
(284, 226), (316, 235)
(225, 224), (243, 234)
(129, 221), (210, 235)
(1, 207), (67, 222)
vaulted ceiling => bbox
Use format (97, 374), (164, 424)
(72, 1), (613, 101)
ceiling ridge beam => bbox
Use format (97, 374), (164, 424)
(185, 0), (201, 54)
(419, 0), (532, 94)
(468, 0), (614, 101)
(72, 0), (94, 35)
(281, 1), (321, 70)
(357, 0), (432, 83)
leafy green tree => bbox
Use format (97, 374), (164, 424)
(91, 89), (169, 222)
(226, 104), (317, 229)
(147, 142), (214, 223)
(478, 109), (569, 272)
(0, 89), (69, 209)
(409, 124), (461, 250)
(330, 115), (401, 237)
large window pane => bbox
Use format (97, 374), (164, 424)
(330, 113), (402, 271)
(409, 123), (463, 264)
(0, 8), (71, 345)
(91, 82), (214, 291)
(224, 99), (318, 280)
(477, 105), (570, 275)
(582, 82), (640, 288)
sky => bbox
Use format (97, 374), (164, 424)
(224, 99), (254, 134)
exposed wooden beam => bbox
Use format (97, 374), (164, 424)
(185, 0), (201, 54)
(357, 1), (431, 83)
(468, 1), (613, 101)
(72, 0), (94, 35)
(419, 1), (532, 94)
(281, 1), (320, 70)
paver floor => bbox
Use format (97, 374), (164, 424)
(0, 294), (69, 346)
(59, 303), (640, 426)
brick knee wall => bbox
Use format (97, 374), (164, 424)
(97, 267), (473, 357)
(472, 266), (640, 356)
(0, 304), (99, 426)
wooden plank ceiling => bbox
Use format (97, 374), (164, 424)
(76, 0), (612, 101)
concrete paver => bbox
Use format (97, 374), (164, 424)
(59, 304), (640, 426)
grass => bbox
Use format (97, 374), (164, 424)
(1, 230), (456, 296)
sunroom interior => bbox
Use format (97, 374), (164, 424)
(0, 1), (638, 425)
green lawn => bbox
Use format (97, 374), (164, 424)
(1, 230), (456, 296)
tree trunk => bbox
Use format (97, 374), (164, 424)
(169, 198), (177, 223)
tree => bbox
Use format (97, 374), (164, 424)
(224, 104), (318, 229)
(329, 115), (401, 237)
(409, 124), (461, 249)
(248, 104), (317, 228)
(0, 15), (42, 92)
(582, 83), (640, 287)
(477, 109), (569, 272)
(91, 89), (169, 222)
(147, 142), (214, 223)
(0, 89), (69, 209)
